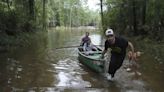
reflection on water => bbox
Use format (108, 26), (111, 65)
(90, 34), (102, 45)
(52, 58), (90, 88)
(0, 29), (163, 92)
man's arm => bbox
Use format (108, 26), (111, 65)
(102, 49), (107, 56)
(128, 41), (135, 60)
(128, 41), (134, 53)
(101, 49), (107, 58)
(80, 38), (84, 46)
(101, 40), (108, 58)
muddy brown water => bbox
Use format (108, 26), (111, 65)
(0, 28), (163, 92)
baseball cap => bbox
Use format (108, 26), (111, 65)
(105, 29), (114, 36)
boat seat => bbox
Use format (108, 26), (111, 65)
(81, 51), (102, 55)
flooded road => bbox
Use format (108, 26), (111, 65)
(0, 28), (163, 92)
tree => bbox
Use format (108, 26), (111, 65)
(102, 0), (164, 41)
(100, 0), (104, 30)
(42, 0), (46, 30)
(29, 0), (35, 20)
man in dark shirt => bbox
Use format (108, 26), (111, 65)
(102, 29), (134, 80)
(80, 32), (91, 51)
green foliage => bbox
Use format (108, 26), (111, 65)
(103, 0), (164, 41)
(0, 31), (47, 51)
(48, 0), (100, 27)
(0, 0), (38, 34)
(0, 0), (101, 48)
(0, 0), (100, 33)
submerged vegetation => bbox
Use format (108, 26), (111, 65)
(0, 32), (47, 52)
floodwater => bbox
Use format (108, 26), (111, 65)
(0, 28), (163, 92)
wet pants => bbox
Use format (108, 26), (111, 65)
(108, 54), (126, 77)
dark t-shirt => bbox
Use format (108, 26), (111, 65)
(105, 36), (128, 55)
(81, 36), (91, 46)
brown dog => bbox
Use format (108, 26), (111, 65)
(126, 51), (143, 76)
(128, 51), (141, 61)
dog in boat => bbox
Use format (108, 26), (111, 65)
(126, 51), (143, 76)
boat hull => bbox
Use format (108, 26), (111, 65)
(78, 47), (105, 73)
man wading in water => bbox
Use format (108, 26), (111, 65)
(102, 29), (135, 80)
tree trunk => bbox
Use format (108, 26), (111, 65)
(6, 0), (11, 10)
(56, 12), (60, 26)
(100, 0), (104, 30)
(142, 0), (147, 25)
(42, 0), (46, 30)
(29, 0), (35, 20)
(132, 0), (137, 35)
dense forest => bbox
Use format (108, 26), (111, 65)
(0, 0), (164, 41)
(100, 0), (164, 41)
(0, 0), (100, 49)
(0, 0), (99, 35)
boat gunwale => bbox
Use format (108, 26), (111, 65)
(77, 48), (104, 61)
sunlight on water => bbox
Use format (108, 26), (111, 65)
(90, 34), (102, 45)
(53, 58), (91, 88)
